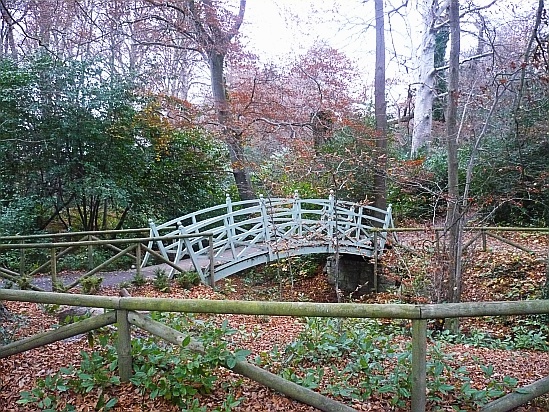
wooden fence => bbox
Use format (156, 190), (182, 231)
(0, 226), (547, 293)
(0, 231), (215, 291)
(1, 288), (549, 412)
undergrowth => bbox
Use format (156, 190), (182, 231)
(17, 313), (247, 411)
(436, 316), (549, 352)
(258, 317), (520, 410)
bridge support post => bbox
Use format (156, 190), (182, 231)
(326, 255), (375, 297)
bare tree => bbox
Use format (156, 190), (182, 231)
(0, 0), (17, 58)
(374, 0), (387, 212)
(445, 0), (462, 310)
(135, 0), (254, 200)
(408, 0), (447, 157)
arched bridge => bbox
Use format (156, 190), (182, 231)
(143, 192), (393, 284)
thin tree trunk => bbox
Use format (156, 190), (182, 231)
(374, 0), (387, 214)
(209, 51), (254, 200)
(445, 0), (462, 316)
(0, 3), (17, 59)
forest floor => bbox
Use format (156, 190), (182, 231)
(1, 229), (549, 411)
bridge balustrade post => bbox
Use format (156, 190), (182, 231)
(348, 205), (356, 234)
(225, 194), (237, 255)
(208, 234), (215, 288)
(292, 190), (302, 236)
(259, 195), (271, 242)
(328, 190), (335, 238)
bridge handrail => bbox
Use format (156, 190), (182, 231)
(143, 193), (393, 280)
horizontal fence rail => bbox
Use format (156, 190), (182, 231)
(2, 289), (549, 412)
(0, 233), (214, 291)
(0, 222), (547, 293)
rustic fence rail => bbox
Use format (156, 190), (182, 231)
(1, 289), (549, 412)
(0, 225), (547, 292)
(0, 233), (215, 291)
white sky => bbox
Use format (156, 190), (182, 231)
(239, 0), (538, 109)
(240, 0), (409, 107)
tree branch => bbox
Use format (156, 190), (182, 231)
(435, 51), (493, 72)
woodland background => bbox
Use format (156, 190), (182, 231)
(0, 0), (547, 233)
(1, 1), (549, 410)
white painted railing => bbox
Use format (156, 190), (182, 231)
(143, 192), (393, 283)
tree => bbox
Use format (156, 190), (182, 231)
(0, 54), (228, 233)
(216, 42), (363, 198)
(373, 0), (388, 213)
(0, 1), (17, 58)
(444, 0), (462, 309)
(408, 0), (447, 157)
(133, 0), (254, 201)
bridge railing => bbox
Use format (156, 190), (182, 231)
(144, 192), (394, 280)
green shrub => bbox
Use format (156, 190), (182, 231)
(260, 317), (518, 409)
(152, 268), (171, 293)
(18, 314), (247, 411)
(81, 275), (103, 294)
(175, 271), (201, 289)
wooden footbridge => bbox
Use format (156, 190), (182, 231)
(144, 192), (394, 285)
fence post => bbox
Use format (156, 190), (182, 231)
(51, 248), (58, 292)
(116, 309), (132, 382)
(19, 246), (25, 278)
(135, 243), (142, 279)
(87, 234), (94, 271)
(411, 319), (427, 412)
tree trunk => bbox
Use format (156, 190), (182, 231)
(445, 0), (462, 322)
(0, 3), (17, 59)
(409, 0), (443, 157)
(209, 51), (254, 201)
(374, 0), (387, 214)
(411, 0), (438, 157)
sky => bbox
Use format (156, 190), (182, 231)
(241, 1), (379, 64)
(241, 1), (388, 101)
(239, 0), (539, 109)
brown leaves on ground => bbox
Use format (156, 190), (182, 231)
(1, 230), (549, 411)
